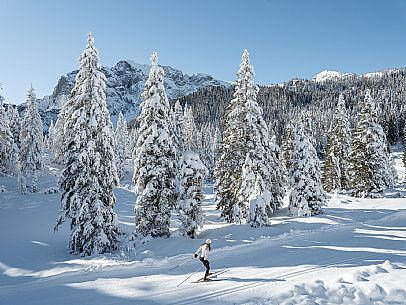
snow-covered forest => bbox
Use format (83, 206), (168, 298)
(1, 32), (406, 304)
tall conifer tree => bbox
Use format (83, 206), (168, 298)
(55, 33), (120, 256)
(349, 89), (396, 197)
(281, 123), (295, 180)
(6, 103), (21, 148)
(0, 97), (18, 175)
(19, 86), (44, 192)
(183, 104), (201, 152)
(215, 49), (285, 223)
(289, 120), (326, 216)
(215, 50), (256, 222)
(322, 94), (352, 192)
(114, 112), (129, 182)
(177, 151), (207, 238)
(171, 100), (185, 159)
(133, 52), (177, 238)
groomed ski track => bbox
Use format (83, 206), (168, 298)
(1, 206), (405, 305)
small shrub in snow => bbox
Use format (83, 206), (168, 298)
(248, 190), (272, 227)
(42, 187), (60, 194)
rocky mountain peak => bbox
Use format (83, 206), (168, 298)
(39, 60), (229, 120)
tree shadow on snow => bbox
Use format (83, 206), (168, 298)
(207, 207), (406, 277)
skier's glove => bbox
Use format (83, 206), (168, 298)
(194, 254), (198, 258)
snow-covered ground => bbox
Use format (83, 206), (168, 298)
(1, 151), (406, 305)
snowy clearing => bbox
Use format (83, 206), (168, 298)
(1, 152), (406, 305)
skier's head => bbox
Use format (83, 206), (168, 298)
(206, 239), (211, 244)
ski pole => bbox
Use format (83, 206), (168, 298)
(177, 266), (201, 287)
(169, 256), (195, 271)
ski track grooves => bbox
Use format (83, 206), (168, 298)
(1, 209), (405, 303)
(161, 250), (389, 305)
(163, 210), (406, 304)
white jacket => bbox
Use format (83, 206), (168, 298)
(195, 243), (210, 260)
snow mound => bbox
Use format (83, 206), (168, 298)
(382, 259), (402, 270)
(271, 275), (405, 305)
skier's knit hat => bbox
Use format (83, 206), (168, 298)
(206, 239), (211, 244)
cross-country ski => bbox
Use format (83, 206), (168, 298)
(193, 269), (229, 283)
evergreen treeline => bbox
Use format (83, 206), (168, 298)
(175, 70), (406, 158)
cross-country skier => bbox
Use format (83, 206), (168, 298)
(194, 239), (212, 280)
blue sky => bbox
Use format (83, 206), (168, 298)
(1, 0), (405, 104)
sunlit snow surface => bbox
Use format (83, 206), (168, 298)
(1, 150), (406, 304)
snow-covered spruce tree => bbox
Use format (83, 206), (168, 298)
(183, 104), (201, 152)
(212, 126), (222, 166)
(349, 89), (396, 197)
(6, 103), (22, 148)
(49, 100), (73, 164)
(248, 176), (273, 228)
(55, 33), (121, 256)
(215, 50), (256, 222)
(114, 112), (130, 182)
(289, 120), (326, 216)
(133, 51), (177, 238)
(16, 159), (27, 195)
(237, 107), (286, 223)
(177, 151), (208, 238)
(321, 94), (352, 192)
(171, 100), (185, 159)
(404, 123), (406, 174)
(268, 134), (287, 210)
(0, 97), (19, 175)
(281, 123), (295, 178)
(48, 96), (73, 164)
(215, 49), (286, 223)
(44, 120), (54, 150)
(129, 126), (138, 159)
(200, 123), (215, 177)
(237, 153), (275, 227)
(235, 155), (255, 224)
(19, 86), (44, 192)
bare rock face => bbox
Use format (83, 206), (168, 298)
(38, 60), (229, 120)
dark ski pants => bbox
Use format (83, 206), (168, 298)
(199, 257), (210, 279)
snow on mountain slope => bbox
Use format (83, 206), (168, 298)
(312, 68), (403, 84)
(1, 151), (406, 304)
(313, 70), (356, 83)
(37, 60), (229, 121)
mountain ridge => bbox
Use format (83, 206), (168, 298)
(12, 64), (406, 135)
(37, 59), (230, 118)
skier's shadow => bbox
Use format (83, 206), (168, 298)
(221, 277), (285, 283)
